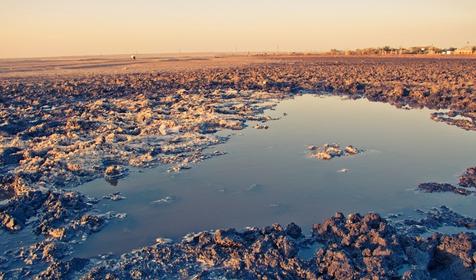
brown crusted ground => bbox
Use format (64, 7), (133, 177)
(1, 55), (476, 279)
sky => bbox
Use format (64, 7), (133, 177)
(1, 0), (475, 58)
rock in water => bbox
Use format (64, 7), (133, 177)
(308, 143), (363, 160)
(344, 145), (359, 155)
(459, 167), (476, 189)
(418, 182), (472, 196)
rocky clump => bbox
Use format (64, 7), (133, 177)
(254, 123), (269, 129)
(459, 167), (476, 189)
(393, 206), (476, 237)
(418, 166), (476, 196)
(67, 211), (475, 280)
(103, 165), (127, 186)
(307, 144), (362, 160)
(102, 192), (126, 201)
(431, 111), (476, 132)
(0, 146), (24, 166)
(1, 239), (89, 280)
(104, 165), (127, 179)
(418, 182), (473, 196)
(0, 176), (105, 241)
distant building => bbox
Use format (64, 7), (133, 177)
(325, 45), (474, 56)
(440, 47), (457, 55)
(425, 46), (442, 55)
(455, 46), (474, 55)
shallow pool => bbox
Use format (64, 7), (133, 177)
(75, 94), (476, 257)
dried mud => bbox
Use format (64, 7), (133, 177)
(1, 56), (476, 279)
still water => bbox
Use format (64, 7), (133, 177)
(76, 95), (476, 257)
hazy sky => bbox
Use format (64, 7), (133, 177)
(1, 0), (475, 58)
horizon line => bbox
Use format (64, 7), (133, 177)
(1, 45), (474, 60)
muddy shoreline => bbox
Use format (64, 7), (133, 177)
(3, 207), (476, 279)
(1, 56), (476, 278)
